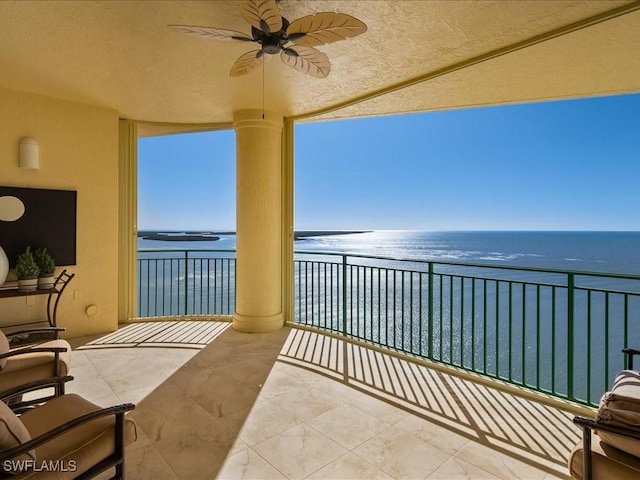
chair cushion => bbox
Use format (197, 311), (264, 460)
(0, 340), (71, 394)
(569, 431), (640, 480)
(0, 331), (10, 370)
(18, 394), (137, 480)
(0, 400), (36, 473)
(596, 370), (640, 457)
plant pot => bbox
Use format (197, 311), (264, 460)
(38, 274), (55, 290)
(17, 276), (38, 292)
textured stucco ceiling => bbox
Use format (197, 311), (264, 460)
(0, 0), (638, 128)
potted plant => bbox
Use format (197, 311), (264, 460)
(15, 246), (40, 292)
(34, 247), (56, 289)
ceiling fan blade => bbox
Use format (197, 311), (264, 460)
(230, 50), (264, 76)
(280, 46), (330, 78)
(169, 25), (252, 42)
(287, 13), (367, 47)
(240, 0), (282, 34)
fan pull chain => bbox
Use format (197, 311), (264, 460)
(262, 59), (265, 120)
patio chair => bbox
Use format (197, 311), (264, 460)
(0, 376), (137, 479)
(0, 329), (71, 411)
(570, 348), (640, 479)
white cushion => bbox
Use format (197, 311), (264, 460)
(597, 370), (640, 458)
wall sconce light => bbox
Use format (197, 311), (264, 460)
(19, 137), (39, 170)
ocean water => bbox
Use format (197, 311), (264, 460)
(137, 231), (640, 404)
(139, 230), (640, 275)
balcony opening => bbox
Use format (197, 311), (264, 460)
(137, 129), (236, 319)
(293, 94), (640, 407)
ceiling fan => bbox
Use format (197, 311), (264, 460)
(169, 0), (367, 78)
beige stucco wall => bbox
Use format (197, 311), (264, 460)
(0, 87), (119, 338)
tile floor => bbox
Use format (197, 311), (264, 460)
(63, 320), (582, 479)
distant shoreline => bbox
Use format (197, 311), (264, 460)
(138, 230), (370, 241)
(140, 233), (221, 242)
(294, 230), (370, 240)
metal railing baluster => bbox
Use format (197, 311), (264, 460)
(137, 248), (640, 407)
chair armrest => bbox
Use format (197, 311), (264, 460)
(574, 415), (640, 441)
(574, 415), (640, 480)
(0, 403), (135, 463)
(5, 327), (66, 338)
(623, 348), (640, 370)
(0, 376), (74, 403)
(0, 345), (67, 360)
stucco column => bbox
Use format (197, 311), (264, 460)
(233, 109), (284, 333)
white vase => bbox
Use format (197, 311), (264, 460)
(0, 246), (8, 286)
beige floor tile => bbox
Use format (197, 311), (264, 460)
(225, 397), (301, 446)
(427, 457), (501, 479)
(312, 376), (365, 402)
(133, 395), (216, 443)
(115, 381), (163, 405)
(348, 393), (409, 426)
(69, 350), (91, 368)
(128, 422), (151, 451)
(192, 378), (264, 418)
(64, 323), (576, 480)
(165, 364), (223, 396)
(263, 383), (344, 422)
(217, 448), (287, 480)
(307, 452), (393, 480)
(307, 403), (387, 449)
(543, 472), (568, 480)
(257, 367), (310, 396)
(353, 426), (452, 479)
(126, 443), (180, 480)
(271, 360), (327, 384)
(253, 424), (348, 479)
(67, 360), (101, 381)
(66, 376), (116, 404)
(395, 414), (469, 455)
(81, 347), (141, 369)
(89, 392), (125, 408)
(454, 441), (550, 480)
(103, 362), (181, 398)
(214, 356), (277, 388)
(153, 420), (239, 480)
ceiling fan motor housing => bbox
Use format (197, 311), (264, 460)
(254, 17), (295, 55)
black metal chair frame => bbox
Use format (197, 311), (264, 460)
(5, 325), (67, 350)
(572, 348), (640, 480)
(0, 330), (68, 411)
(0, 377), (135, 480)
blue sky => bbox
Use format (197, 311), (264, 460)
(138, 93), (640, 231)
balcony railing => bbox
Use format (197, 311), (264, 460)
(138, 249), (235, 317)
(138, 248), (640, 407)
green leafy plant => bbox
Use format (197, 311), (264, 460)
(15, 246), (40, 279)
(34, 247), (56, 276)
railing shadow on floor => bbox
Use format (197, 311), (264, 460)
(69, 319), (580, 478)
(279, 326), (581, 479)
(75, 319), (232, 350)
